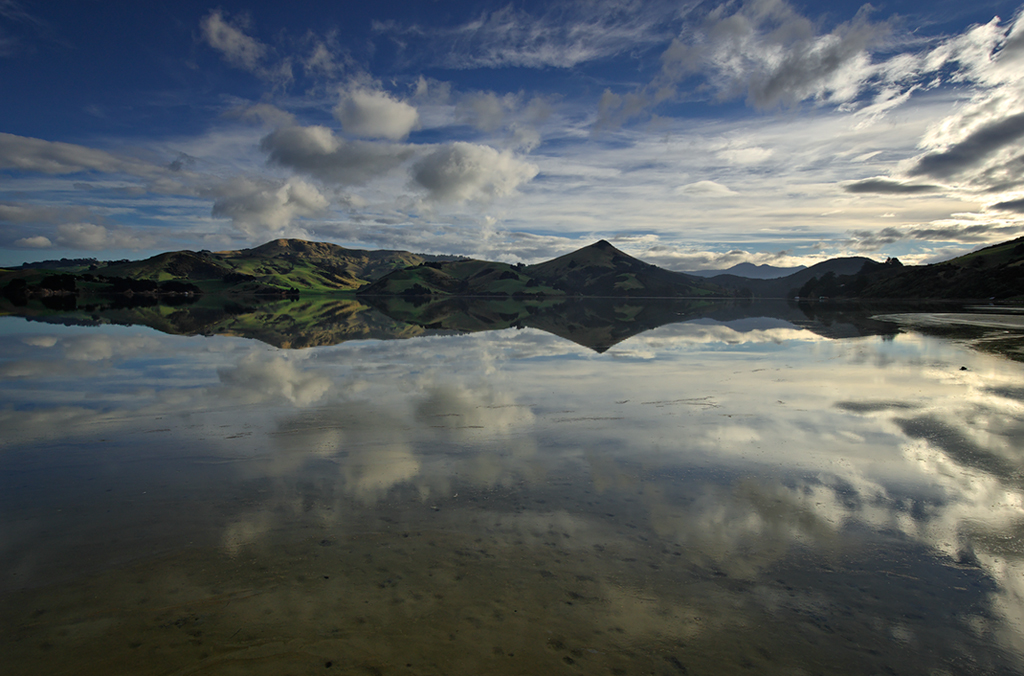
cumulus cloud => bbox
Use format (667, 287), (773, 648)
(334, 88), (419, 141)
(411, 142), (539, 202)
(53, 223), (152, 251)
(0, 200), (149, 251)
(13, 235), (51, 248)
(843, 178), (943, 194)
(260, 125), (414, 185)
(210, 176), (329, 239)
(217, 353), (332, 407)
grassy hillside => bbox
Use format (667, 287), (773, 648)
(4, 295), (430, 349)
(361, 240), (730, 298)
(357, 258), (565, 297)
(92, 239), (449, 294)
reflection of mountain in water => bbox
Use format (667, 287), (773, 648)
(15, 296), (928, 350)
(13, 295), (1024, 354)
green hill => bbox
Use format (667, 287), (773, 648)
(359, 240), (730, 298)
(93, 238), (447, 294)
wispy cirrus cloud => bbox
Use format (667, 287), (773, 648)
(374, 0), (686, 69)
(199, 10), (292, 87)
(0, 0), (45, 57)
(0, 132), (159, 176)
(659, 0), (893, 109)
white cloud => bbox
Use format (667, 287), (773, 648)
(675, 180), (737, 196)
(411, 142), (539, 202)
(13, 235), (51, 248)
(457, 91), (515, 132)
(227, 102), (297, 128)
(716, 146), (773, 164)
(218, 353), (332, 407)
(210, 176), (329, 239)
(54, 223), (151, 251)
(200, 10), (265, 72)
(199, 10), (291, 87)
(334, 88), (419, 141)
(260, 125), (415, 185)
(660, 0), (890, 109)
(381, 0), (681, 69)
(0, 132), (155, 176)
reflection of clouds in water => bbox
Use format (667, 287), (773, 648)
(4, 318), (1024, 661)
(415, 384), (535, 437)
(347, 443), (421, 502)
(217, 351), (332, 406)
(0, 406), (113, 447)
(0, 359), (97, 379)
(219, 374), (544, 552)
(60, 333), (164, 361)
(222, 512), (274, 557)
(21, 335), (58, 348)
(643, 324), (821, 346)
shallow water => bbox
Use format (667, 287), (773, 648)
(2, 303), (1024, 675)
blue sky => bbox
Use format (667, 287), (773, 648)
(2, 0), (1024, 269)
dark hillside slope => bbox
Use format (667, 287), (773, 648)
(524, 240), (726, 297)
(856, 236), (1024, 300)
(710, 257), (877, 297)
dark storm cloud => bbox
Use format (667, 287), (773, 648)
(908, 112), (1024, 180)
(843, 178), (942, 194)
(846, 222), (1024, 250)
(990, 197), (1024, 213)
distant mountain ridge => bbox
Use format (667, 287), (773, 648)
(707, 257), (878, 297)
(686, 262), (807, 279)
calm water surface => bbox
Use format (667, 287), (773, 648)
(2, 302), (1024, 675)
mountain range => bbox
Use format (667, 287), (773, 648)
(685, 262), (807, 279)
(2, 235), (1023, 306)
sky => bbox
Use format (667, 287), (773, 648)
(2, 0), (1024, 270)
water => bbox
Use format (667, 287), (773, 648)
(1, 300), (1023, 675)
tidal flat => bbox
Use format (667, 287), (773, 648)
(2, 301), (1024, 675)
